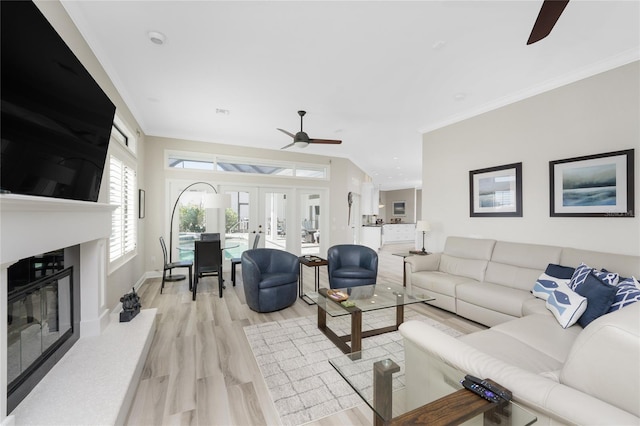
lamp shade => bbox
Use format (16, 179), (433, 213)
(416, 220), (431, 232)
(204, 193), (230, 209)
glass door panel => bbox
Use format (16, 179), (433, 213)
(300, 192), (321, 255)
(262, 190), (289, 252)
(224, 189), (250, 261)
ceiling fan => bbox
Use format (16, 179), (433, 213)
(527, 0), (570, 45)
(278, 110), (342, 149)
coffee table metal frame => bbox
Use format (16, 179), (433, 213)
(312, 284), (434, 354)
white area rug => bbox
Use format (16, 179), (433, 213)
(244, 309), (463, 426)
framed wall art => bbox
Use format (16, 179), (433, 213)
(550, 149), (634, 217)
(469, 162), (522, 217)
(392, 201), (406, 216)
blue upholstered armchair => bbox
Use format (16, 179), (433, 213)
(241, 249), (299, 313)
(327, 244), (378, 289)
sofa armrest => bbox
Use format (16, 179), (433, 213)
(399, 321), (639, 425)
(405, 253), (441, 273)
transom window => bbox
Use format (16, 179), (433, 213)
(167, 152), (328, 180)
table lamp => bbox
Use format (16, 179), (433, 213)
(415, 220), (431, 254)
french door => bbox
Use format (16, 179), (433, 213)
(221, 185), (326, 260)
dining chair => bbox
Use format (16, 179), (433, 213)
(193, 239), (223, 300)
(159, 236), (193, 294)
(231, 233), (260, 286)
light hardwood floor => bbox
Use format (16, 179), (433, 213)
(125, 244), (485, 426)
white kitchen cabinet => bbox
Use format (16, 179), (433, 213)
(382, 223), (416, 245)
(361, 226), (382, 251)
(360, 183), (379, 215)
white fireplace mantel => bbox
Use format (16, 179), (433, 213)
(0, 194), (117, 421)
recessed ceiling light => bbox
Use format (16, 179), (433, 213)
(454, 93), (467, 101)
(148, 31), (166, 45)
(216, 108), (230, 115)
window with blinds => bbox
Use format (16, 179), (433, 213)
(109, 155), (136, 263)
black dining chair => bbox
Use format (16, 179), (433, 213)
(231, 233), (260, 286)
(193, 239), (223, 300)
(201, 233), (220, 241)
(159, 236), (193, 294)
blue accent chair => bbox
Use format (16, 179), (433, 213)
(327, 244), (378, 289)
(241, 249), (299, 313)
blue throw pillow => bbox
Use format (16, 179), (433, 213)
(545, 264), (575, 279)
(608, 277), (640, 313)
(593, 269), (620, 286)
(574, 271), (617, 328)
(568, 263), (593, 291)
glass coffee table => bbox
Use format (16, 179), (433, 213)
(306, 284), (434, 354)
(329, 350), (537, 426)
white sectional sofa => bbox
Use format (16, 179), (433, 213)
(400, 236), (640, 425)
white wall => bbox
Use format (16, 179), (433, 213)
(33, 1), (147, 310)
(422, 61), (640, 256)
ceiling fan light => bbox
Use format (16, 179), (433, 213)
(294, 141), (309, 148)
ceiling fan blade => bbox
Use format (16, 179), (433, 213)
(309, 139), (342, 145)
(280, 142), (295, 149)
(277, 128), (295, 138)
(527, 0), (569, 45)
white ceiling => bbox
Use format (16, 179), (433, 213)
(61, 0), (639, 190)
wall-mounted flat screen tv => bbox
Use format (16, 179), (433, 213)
(1, 0), (116, 202)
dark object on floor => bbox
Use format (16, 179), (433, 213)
(120, 287), (141, 322)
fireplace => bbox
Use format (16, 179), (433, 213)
(6, 248), (81, 412)
(0, 194), (114, 422)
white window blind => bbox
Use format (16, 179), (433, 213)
(110, 155), (136, 262)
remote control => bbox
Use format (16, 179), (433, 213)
(464, 375), (512, 401)
(460, 379), (503, 403)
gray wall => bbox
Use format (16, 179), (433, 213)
(422, 61), (640, 256)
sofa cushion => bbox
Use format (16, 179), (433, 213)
(560, 247), (640, 279)
(608, 276), (640, 313)
(409, 270), (475, 297)
(485, 241), (562, 292)
(560, 302), (640, 417)
(456, 281), (531, 318)
(545, 281), (588, 328)
(573, 272), (617, 328)
(439, 254), (490, 282)
(460, 314), (581, 374)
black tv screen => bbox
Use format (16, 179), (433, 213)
(1, 0), (116, 202)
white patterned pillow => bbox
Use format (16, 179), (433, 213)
(546, 281), (588, 328)
(608, 276), (640, 313)
(532, 273), (569, 301)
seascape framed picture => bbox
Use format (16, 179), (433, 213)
(469, 162), (522, 217)
(550, 149), (634, 217)
(392, 201), (406, 216)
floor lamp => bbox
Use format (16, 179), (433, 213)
(411, 220), (431, 255)
(166, 182), (229, 281)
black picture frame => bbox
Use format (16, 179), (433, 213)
(549, 149), (634, 217)
(139, 189), (145, 219)
(469, 162), (522, 217)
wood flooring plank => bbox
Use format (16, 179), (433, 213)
(126, 243), (488, 426)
